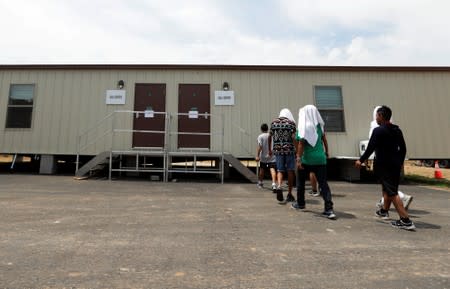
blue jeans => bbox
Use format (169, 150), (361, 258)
(275, 154), (296, 172)
(296, 164), (334, 211)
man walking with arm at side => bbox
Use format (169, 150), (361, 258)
(368, 106), (414, 210)
(256, 123), (277, 191)
(355, 105), (415, 230)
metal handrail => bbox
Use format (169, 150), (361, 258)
(166, 112), (225, 152)
(165, 112), (225, 183)
(78, 111), (115, 141)
(76, 110), (250, 157)
(76, 110), (168, 172)
(229, 121), (255, 157)
(78, 130), (113, 154)
(114, 129), (166, 134)
(75, 110), (251, 184)
(76, 112), (115, 172)
(111, 110), (168, 150)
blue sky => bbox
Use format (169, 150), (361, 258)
(1, 0), (449, 66)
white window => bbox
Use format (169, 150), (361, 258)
(6, 84), (34, 128)
(314, 86), (345, 132)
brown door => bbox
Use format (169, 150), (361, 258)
(133, 84), (166, 148)
(178, 84), (210, 149)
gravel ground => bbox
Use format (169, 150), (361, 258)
(0, 175), (449, 289)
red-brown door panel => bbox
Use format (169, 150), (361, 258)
(178, 84), (210, 149)
(133, 84), (166, 148)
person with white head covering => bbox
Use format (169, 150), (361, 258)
(279, 108), (295, 123)
(298, 105), (324, 197)
(369, 105), (394, 138)
(368, 106), (413, 210)
(269, 108), (297, 204)
(292, 105), (336, 219)
(369, 105), (382, 138)
(297, 105), (325, 148)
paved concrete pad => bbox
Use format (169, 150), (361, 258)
(0, 175), (449, 288)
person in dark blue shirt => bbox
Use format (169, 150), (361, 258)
(356, 105), (415, 230)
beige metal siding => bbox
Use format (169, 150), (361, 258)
(0, 67), (449, 159)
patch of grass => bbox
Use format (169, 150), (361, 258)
(404, 174), (450, 188)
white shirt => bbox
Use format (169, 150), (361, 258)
(257, 132), (276, 163)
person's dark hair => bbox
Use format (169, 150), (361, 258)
(261, 123), (268, 131)
(377, 105), (392, 121)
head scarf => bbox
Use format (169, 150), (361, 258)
(279, 108), (295, 124)
(369, 105), (394, 138)
(298, 105), (325, 147)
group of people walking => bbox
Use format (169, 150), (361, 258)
(256, 104), (415, 230)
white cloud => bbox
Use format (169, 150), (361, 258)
(279, 0), (397, 30)
(1, 0), (450, 65)
(279, 0), (450, 65)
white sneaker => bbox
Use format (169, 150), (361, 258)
(376, 199), (383, 210)
(308, 190), (320, 197)
(402, 194), (413, 210)
(272, 183), (277, 190)
(376, 195), (413, 210)
(257, 182), (263, 189)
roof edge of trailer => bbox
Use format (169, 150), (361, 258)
(0, 64), (450, 72)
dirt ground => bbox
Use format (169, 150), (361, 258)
(403, 160), (449, 181)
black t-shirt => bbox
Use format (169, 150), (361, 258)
(359, 123), (407, 168)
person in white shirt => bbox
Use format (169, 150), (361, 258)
(256, 123), (277, 190)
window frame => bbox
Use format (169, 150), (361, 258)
(313, 85), (346, 132)
(5, 83), (35, 129)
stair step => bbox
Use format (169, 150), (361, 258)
(223, 154), (257, 183)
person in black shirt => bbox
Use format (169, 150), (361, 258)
(369, 106), (413, 210)
(355, 105), (415, 230)
(269, 108), (297, 204)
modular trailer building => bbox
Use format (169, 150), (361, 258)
(0, 65), (449, 180)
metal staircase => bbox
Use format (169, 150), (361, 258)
(74, 151), (110, 179)
(223, 154), (258, 183)
(75, 110), (257, 183)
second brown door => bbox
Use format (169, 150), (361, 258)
(178, 84), (210, 149)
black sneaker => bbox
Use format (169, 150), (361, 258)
(375, 209), (389, 220)
(276, 188), (284, 203)
(291, 202), (305, 210)
(391, 219), (416, 231)
(285, 194), (295, 203)
(322, 210), (336, 219)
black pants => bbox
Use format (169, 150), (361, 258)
(296, 164), (333, 211)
